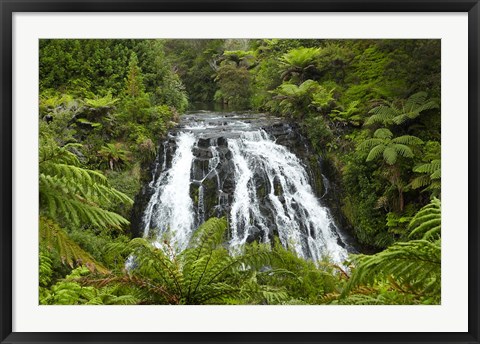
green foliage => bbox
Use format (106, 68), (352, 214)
(365, 92), (439, 126)
(279, 47), (320, 83)
(124, 52), (145, 97)
(408, 198), (441, 240)
(39, 137), (133, 230)
(328, 100), (362, 126)
(87, 218), (286, 305)
(84, 93), (119, 109)
(357, 128), (423, 165)
(302, 116), (333, 153)
(268, 80), (334, 118)
(214, 62), (252, 108)
(315, 42), (354, 83)
(40, 217), (108, 273)
(339, 199), (441, 304)
(39, 250), (54, 287)
(222, 50), (256, 68)
(39, 39), (131, 96)
(40, 266), (138, 305)
(385, 209), (414, 239)
(164, 39), (224, 103)
(410, 159), (441, 196)
(342, 239), (440, 304)
(38, 39), (442, 305)
(259, 240), (340, 304)
(97, 143), (130, 171)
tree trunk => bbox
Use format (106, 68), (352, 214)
(398, 186), (404, 212)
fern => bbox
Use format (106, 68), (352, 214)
(340, 199), (441, 304)
(84, 218), (283, 305)
(83, 93), (119, 109)
(39, 138), (133, 230)
(357, 128), (422, 165)
(40, 217), (108, 273)
(41, 266), (138, 305)
(343, 239), (440, 301)
(408, 198), (441, 240)
(365, 92), (439, 126)
(410, 159), (441, 195)
(39, 250), (54, 287)
(279, 47), (320, 82)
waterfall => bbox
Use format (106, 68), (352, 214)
(142, 132), (196, 250)
(141, 113), (348, 264)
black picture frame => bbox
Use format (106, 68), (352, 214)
(1, 1), (479, 343)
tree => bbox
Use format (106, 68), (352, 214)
(124, 52), (145, 98)
(357, 128), (423, 211)
(221, 50), (256, 68)
(279, 47), (321, 83)
(268, 80), (334, 118)
(97, 143), (130, 171)
(357, 128), (423, 165)
(214, 61), (252, 108)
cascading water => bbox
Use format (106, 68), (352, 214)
(140, 112), (349, 264)
(142, 132), (196, 250)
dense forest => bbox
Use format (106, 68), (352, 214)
(39, 39), (441, 305)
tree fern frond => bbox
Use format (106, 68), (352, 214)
(41, 162), (107, 185)
(430, 169), (441, 179)
(374, 128), (393, 139)
(392, 135), (423, 146)
(365, 106), (397, 126)
(368, 92), (439, 126)
(408, 198), (441, 240)
(343, 239), (441, 298)
(383, 147), (398, 165)
(410, 175), (431, 189)
(40, 217), (108, 273)
(365, 144), (385, 162)
(414, 160), (439, 174)
(39, 251), (54, 287)
(40, 185), (130, 230)
(393, 144), (414, 158)
(357, 138), (384, 151)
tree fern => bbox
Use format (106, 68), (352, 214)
(39, 138), (133, 230)
(40, 217), (108, 273)
(408, 198), (441, 240)
(357, 128), (422, 165)
(410, 159), (441, 195)
(84, 217), (284, 305)
(341, 199), (441, 304)
(342, 239), (440, 301)
(279, 47), (320, 82)
(268, 80), (333, 118)
(365, 92), (439, 126)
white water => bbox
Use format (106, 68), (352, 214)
(142, 132), (196, 251)
(228, 130), (347, 263)
(141, 115), (348, 264)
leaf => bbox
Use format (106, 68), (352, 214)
(366, 144), (385, 162)
(383, 147), (397, 165)
(374, 128), (393, 140)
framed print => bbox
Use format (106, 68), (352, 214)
(1, 1), (479, 343)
